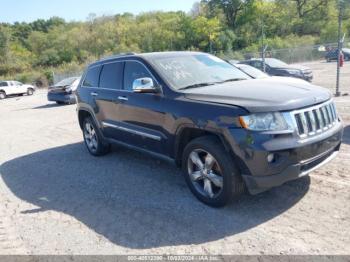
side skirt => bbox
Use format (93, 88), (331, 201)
(107, 138), (177, 166)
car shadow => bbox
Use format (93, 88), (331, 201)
(1, 95), (24, 101)
(0, 143), (310, 249)
(33, 103), (68, 109)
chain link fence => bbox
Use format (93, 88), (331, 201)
(53, 70), (83, 85)
(223, 41), (349, 64)
(53, 41), (350, 84)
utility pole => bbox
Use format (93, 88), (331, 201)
(209, 31), (214, 54)
(336, 0), (345, 97)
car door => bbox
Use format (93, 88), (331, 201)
(10, 81), (20, 95)
(13, 81), (26, 94)
(84, 62), (128, 141)
(111, 60), (167, 154)
(7, 82), (17, 95)
(97, 61), (133, 141)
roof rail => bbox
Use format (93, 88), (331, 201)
(99, 52), (137, 61)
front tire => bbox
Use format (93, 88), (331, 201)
(27, 88), (34, 96)
(182, 136), (245, 207)
(83, 117), (111, 156)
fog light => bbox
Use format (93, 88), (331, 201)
(267, 153), (275, 163)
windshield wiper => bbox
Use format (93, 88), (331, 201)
(178, 82), (216, 90)
(179, 78), (247, 91)
(216, 78), (247, 84)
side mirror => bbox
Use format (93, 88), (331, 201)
(132, 78), (158, 93)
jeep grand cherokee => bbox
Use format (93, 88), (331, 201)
(76, 52), (343, 207)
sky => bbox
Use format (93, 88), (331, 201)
(0, 0), (198, 23)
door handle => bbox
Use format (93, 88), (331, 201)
(118, 96), (128, 101)
(91, 92), (98, 97)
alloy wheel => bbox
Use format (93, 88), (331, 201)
(187, 149), (224, 199)
(84, 122), (98, 152)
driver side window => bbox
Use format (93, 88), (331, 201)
(252, 61), (263, 70)
(123, 61), (154, 91)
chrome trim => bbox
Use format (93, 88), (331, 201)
(102, 122), (162, 141)
(290, 100), (339, 139)
(299, 151), (339, 177)
(118, 96), (128, 101)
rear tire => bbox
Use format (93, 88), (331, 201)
(82, 116), (111, 156)
(182, 136), (245, 207)
(0, 91), (6, 100)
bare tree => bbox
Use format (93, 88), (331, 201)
(290, 0), (329, 18)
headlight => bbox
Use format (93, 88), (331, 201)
(239, 112), (291, 131)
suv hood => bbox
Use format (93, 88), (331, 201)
(183, 78), (331, 113)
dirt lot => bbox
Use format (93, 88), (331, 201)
(299, 60), (350, 95)
(0, 61), (349, 255)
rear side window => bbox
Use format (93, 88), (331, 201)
(99, 62), (124, 90)
(124, 61), (154, 91)
(83, 66), (101, 87)
(0, 82), (8, 87)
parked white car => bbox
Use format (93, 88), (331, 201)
(0, 81), (36, 100)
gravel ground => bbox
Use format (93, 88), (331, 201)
(298, 60), (350, 95)
(0, 61), (349, 255)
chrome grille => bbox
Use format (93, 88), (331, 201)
(293, 101), (338, 138)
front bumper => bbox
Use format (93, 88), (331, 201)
(302, 74), (313, 82)
(226, 120), (343, 194)
(294, 73), (313, 82)
(242, 144), (340, 194)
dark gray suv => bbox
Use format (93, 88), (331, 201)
(76, 52), (343, 207)
(240, 58), (313, 82)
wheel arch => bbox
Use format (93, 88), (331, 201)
(78, 108), (97, 130)
(174, 126), (231, 167)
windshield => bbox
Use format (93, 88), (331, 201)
(265, 58), (288, 68)
(149, 53), (251, 90)
(55, 77), (79, 87)
(236, 64), (269, 79)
